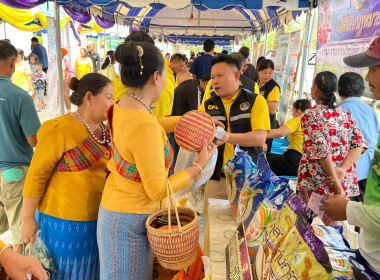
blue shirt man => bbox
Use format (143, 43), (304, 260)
(0, 40), (41, 244)
(337, 72), (379, 202)
(0, 75), (41, 170)
(339, 97), (379, 181)
(31, 37), (48, 70)
(190, 39), (215, 79)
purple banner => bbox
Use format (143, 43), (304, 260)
(316, 0), (380, 97)
(317, 0), (380, 49)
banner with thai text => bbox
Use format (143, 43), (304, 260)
(316, 0), (380, 98)
(278, 30), (301, 124)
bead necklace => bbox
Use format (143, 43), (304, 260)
(127, 93), (156, 118)
(76, 110), (108, 145)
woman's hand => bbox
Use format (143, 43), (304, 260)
(194, 141), (217, 169)
(0, 248), (49, 280)
(21, 217), (39, 244)
(332, 180), (344, 196)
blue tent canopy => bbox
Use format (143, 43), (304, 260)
(0, 0), (315, 43)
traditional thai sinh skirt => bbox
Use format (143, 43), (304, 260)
(36, 211), (99, 280)
(97, 204), (153, 280)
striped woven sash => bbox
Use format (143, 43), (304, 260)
(112, 141), (173, 182)
(107, 104), (174, 182)
(56, 127), (111, 172)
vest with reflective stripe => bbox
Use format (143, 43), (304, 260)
(205, 88), (264, 181)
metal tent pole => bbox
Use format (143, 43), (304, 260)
(264, 29), (268, 56)
(250, 34), (254, 63)
(3, 22), (6, 39)
(298, 6), (314, 98)
(54, 0), (65, 116)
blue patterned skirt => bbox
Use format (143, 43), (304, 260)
(36, 211), (99, 280)
(97, 204), (153, 280)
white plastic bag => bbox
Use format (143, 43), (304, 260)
(174, 148), (217, 198)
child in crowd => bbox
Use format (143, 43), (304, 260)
(265, 99), (312, 176)
(28, 54), (38, 73)
(32, 61), (47, 111)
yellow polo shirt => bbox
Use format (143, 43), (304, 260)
(200, 79), (260, 107)
(283, 116), (303, 154)
(199, 91), (270, 169)
(153, 64), (177, 117)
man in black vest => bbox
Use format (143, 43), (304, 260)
(198, 54), (270, 221)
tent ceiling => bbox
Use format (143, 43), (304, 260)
(118, 5), (304, 37)
(0, 0), (313, 10)
(0, 0), (314, 43)
(141, 6), (253, 36)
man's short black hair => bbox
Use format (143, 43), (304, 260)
(338, 72), (365, 98)
(201, 73), (211, 82)
(230, 52), (245, 71)
(239, 46), (250, 59)
(170, 53), (186, 63)
(0, 40), (17, 62)
(203, 39), (215, 52)
(31, 37), (39, 43)
(210, 54), (239, 71)
(221, 50), (228, 55)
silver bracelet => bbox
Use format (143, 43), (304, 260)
(192, 162), (203, 173)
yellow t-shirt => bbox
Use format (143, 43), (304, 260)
(283, 116), (303, 154)
(112, 77), (128, 103)
(101, 104), (190, 214)
(75, 57), (93, 80)
(199, 91), (270, 170)
(23, 114), (110, 221)
(200, 79), (260, 107)
(12, 60), (31, 92)
(153, 64), (177, 117)
(258, 80), (280, 102)
(0, 240), (5, 249)
(101, 64), (118, 81)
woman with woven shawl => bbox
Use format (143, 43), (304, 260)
(97, 40), (217, 279)
(21, 73), (114, 279)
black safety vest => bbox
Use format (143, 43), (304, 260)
(205, 88), (264, 181)
(259, 78), (280, 129)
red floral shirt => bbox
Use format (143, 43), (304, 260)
(297, 104), (367, 197)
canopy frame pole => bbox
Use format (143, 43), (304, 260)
(67, 2), (72, 62)
(54, 0), (65, 116)
(3, 22), (6, 39)
(264, 28), (268, 56)
(297, 5), (315, 98)
(250, 34), (254, 63)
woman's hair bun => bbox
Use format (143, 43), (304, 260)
(69, 77), (80, 91)
(115, 42), (140, 66)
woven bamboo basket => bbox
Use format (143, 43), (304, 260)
(146, 180), (199, 271)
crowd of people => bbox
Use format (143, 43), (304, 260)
(0, 31), (379, 279)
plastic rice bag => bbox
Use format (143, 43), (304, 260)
(224, 145), (256, 219)
(236, 153), (275, 226)
(312, 225), (348, 251)
(256, 192), (316, 280)
(269, 215), (333, 280)
(245, 177), (292, 255)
